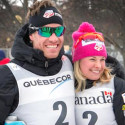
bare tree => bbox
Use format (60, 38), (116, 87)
(61, 0), (125, 66)
(0, 0), (29, 47)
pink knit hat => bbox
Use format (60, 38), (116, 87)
(72, 22), (107, 62)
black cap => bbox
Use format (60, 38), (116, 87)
(29, 6), (63, 34)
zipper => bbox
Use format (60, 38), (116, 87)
(45, 61), (48, 73)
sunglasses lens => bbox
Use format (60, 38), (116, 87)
(38, 27), (51, 37)
(38, 26), (65, 37)
(55, 26), (65, 37)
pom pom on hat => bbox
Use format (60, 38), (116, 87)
(78, 22), (96, 33)
(72, 22), (107, 62)
(72, 22), (96, 43)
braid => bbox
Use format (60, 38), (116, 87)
(26, 0), (55, 20)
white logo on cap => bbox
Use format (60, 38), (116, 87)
(94, 43), (103, 51)
(43, 10), (54, 18)
(82, 40), (104, 47)
(43, 10), (62, 19)
(55, 12), (62, 18)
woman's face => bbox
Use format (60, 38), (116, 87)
(79, 56), (106, 80)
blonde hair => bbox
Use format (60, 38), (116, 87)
(26, 0), (58, 20)
(74, 60), (113, 92)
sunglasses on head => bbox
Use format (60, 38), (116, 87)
(29, 25), (65, 37)
(74, 32), (104, 48)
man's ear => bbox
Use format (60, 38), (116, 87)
(29, 34), (33, 41)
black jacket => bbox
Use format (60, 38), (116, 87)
(0, 24), (65, 124)
(113, 77), (125, 125)
(106, 55), (125, 80)
(105, 55), (125, 125)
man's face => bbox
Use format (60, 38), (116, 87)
(30, 24), (64, 59)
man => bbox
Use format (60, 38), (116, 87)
(0, 0), (75, 124)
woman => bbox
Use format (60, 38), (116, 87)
(72, 22), (125, 125)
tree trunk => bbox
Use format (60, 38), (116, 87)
(23, 0), (28, 23)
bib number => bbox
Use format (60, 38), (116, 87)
(53, 101), (69, 125)
(83, 111), (98, 125)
